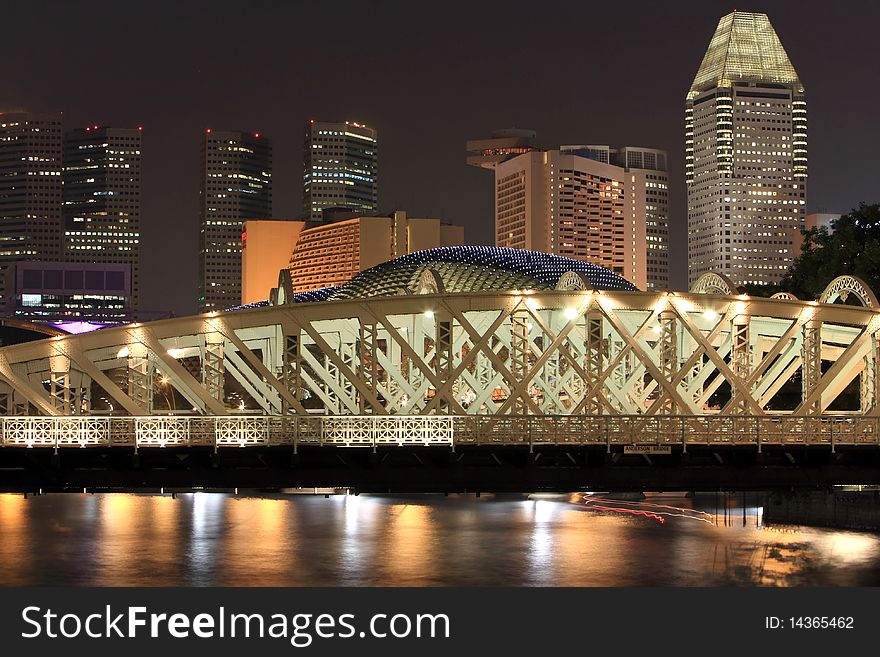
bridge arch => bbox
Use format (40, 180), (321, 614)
(818, 275), (878, 308)
(413, 268), (446, 295)
(770, 291), (799, 301)
(555, 271), (593, 292)
(690, 272), (738, 296)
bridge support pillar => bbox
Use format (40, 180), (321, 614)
(127, 343), (153, 413)
(801, 317), (822, 414)
(585, 314), (604, 414)
(282, 332), (302, 415)
(203, 332), (225, 403)
(358, 320), (378, 413)
(510, 309), (529, 414)
(729, 314), (751, 412)
(49, 354), (73, 414)
(435, 314), (453, 413)
(658, 310), (678, 413)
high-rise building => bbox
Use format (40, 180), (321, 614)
(493, 147), (667, 290)
(199, 129), (272, 312)
(0, 112), (63, 305)
(686, 11), (807, 287)
(63, 126), (142, 315)
(286, 210), (464, 293)
(303, 120), (378, 222)
(562, 145), (669, 290)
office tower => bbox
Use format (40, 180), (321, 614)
(0, 112), (63, 305)
(285, 210), (464, 293)
(616, 147), (669, 291)
(303, 120), (378, 221)
(494, 148), (666, 290)
(562, 145), (670, 290)
(199, 129), (272, 312)
(63, 126), (142, 315)
(465, 129), (540, 170)
(686, 10), (807, 287)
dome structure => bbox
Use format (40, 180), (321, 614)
(322, 246), (636, 301)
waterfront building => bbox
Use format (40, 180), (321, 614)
(63, 126), (142, 315)
(303, 120), (378, 222)
(0, 112), (63, 305)
(199, 129), (272, 311)
(686, 11), (807, 287)
(286, 211), (464, 293)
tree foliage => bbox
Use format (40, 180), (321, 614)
(738, 203), (880, 299)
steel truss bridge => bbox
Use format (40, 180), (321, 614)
(1, 273), (880, 491)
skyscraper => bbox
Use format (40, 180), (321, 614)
(63, 126), (142, 315)
(562, 145), (670, 290)
(686, 11), (807, 287)
(199, 129), (272, 312)
(616, 147), (669, 291)
(494, 149), (652, 289)
(0, 112), (63, 305)
(303, 120), (378, 221)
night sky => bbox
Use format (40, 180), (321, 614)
(3, 0), (879, 316)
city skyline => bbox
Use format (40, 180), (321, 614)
(2, 1), (878, 316)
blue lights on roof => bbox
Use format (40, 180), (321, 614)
(328, 246), (637, 300)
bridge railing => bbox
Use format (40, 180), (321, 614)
(0, 414), (879, 449)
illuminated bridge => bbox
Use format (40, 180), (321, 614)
(1, 247), (880, 492)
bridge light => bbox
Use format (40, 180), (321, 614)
(672, 298), (694, 313)
(564, 307), (579, 320)
(525, 298), (539, 310)
(702, 310), (719, 322)
(167, 348), (185, 358)
(116, 346), (129, 358)
(423, 310), (434, 319)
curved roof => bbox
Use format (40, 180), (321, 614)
(325, 246), (637, 300)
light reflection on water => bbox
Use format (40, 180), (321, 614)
(0, 492), (879, 587)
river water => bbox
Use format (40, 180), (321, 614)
(1, 492), (878, 586)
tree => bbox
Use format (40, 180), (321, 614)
(781, 203), (880, 300)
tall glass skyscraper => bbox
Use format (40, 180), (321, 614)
(199, 129), (272, 312)
(63, 126), (142, 315)
(303, 121), (378, 222)
(686, 11), (807, 287)
(0, 113), (62, 305)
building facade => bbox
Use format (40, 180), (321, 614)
(493, 149), (661, 290)
(0, 113), (63, 305)
(199, 129), (272, 312)
(4, 261), (132, 326)
(287, 211), (464, 293)
(241, 219), (305, 305)
(303, 121), (378, 222)
(63, 126), (142, 315)
(686, 11), (807, 287)
(562, 145), (669, 290)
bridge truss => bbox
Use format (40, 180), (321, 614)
(0, 275), (879, 449)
